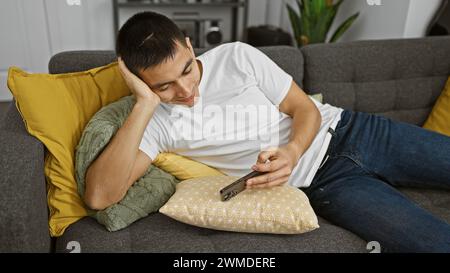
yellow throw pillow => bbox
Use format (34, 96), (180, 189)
(153, 153), (224, 180)
(159, 176), (319, 234)
(423, 77), (450, 136)
(7, 63), (130, 236)
(7, 63), (223, 236)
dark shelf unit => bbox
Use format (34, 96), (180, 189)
(112, 0), (249, 44)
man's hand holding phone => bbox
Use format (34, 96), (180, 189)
(246, 144), (300, 189)
(220, 144), (300, 201)
(118, 57), (161, 108)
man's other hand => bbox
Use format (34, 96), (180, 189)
(118, 57), (161, 106)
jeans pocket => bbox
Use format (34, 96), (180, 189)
(335, 110), (354, 134)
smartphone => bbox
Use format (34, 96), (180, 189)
(219, 170), (265, 201)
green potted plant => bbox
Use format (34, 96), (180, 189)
(287, 0), (359, 47)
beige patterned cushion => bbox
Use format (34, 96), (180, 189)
(159, 176), (319, 234)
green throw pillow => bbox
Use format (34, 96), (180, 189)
(75, 95), (179, 232)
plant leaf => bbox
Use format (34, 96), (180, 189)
(329, 12), (359, 43)
(301, 7), (311, 44)
(324, 3), (338, 32)
(308, 0), (318, 27)
(302, 0), (311, 19)
(324, 0), (344, 41)
(312, 0), (326, 15)
(296, 0), (303, 12)
(308, 0), (328, 43)
(314, 7), (335, 43)
(287, 3), (302, 46)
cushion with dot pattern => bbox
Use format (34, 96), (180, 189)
(159, 175), (319, 234)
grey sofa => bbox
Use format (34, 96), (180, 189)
(1, 36), (449, 253)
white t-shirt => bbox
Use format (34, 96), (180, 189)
(139, 42), (343, 188)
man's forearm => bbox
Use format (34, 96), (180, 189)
(286, 105), (322, 162)
(85, 100), (157, 209)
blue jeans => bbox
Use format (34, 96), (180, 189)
(303, 110), (450, 252)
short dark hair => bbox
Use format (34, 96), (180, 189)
(116, 11), (187, 75)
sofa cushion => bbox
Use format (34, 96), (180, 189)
(301, 36), (450, 126)
(54, 187), (450, 253)
(54, 213), (365, 253)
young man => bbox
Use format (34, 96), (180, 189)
(84, 12), (450, 252)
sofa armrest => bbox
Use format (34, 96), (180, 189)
(0, 129), (51, 252)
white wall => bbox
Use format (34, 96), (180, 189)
(44, 0), (115, 53)
(0, 0), (115, 101)
(0, 0), (52, 101)
(248, 0), (267, 26)
(403, 0), (442, 37)
(328, 0), (411, 42)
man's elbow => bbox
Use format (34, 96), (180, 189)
(83, 179), (123, 211)
(84, 191), (107, 211)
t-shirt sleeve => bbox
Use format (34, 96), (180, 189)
(237, 42), (293, 107)
(138, 117), (165, 161)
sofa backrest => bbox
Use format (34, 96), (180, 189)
(48, 46), (304, 87)
(301, 36), (450, 125)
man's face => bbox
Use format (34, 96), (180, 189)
(138, 37), (202, 107)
